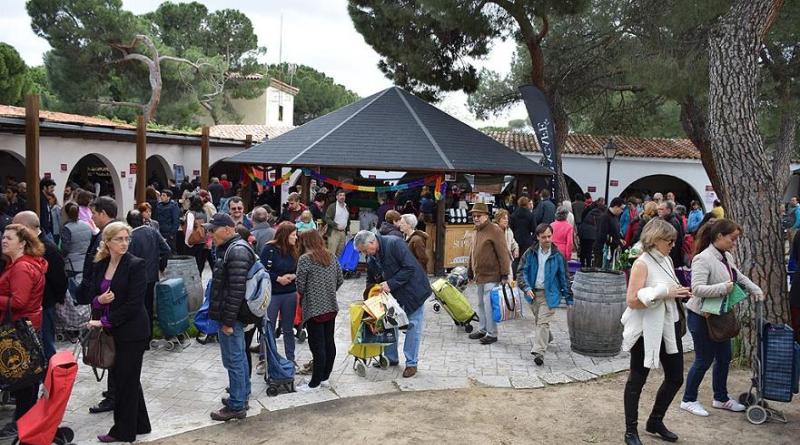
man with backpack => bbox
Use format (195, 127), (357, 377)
(206, 213), (257, 421)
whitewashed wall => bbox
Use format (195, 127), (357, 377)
(0, 133), (244, 212)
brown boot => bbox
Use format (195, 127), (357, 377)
(402, 366), (417, 378)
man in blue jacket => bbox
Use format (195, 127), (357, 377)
(355, 230), (431, 378)
(516, 223), (573, 366)
(155, 189), (180, 253)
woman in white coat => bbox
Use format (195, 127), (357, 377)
(621, 218), (691, 445)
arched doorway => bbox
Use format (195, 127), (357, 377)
(146, 155), (173, 191)
(621, 174), (703, 209)
(564, 174), (584, 201)
(0, 150), (26, 190)
(68, 154), (121, 200)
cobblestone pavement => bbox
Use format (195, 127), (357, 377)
(0, 276), (693, 444)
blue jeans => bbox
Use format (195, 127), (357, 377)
(476, 282), (498, 337)
(267, 291), (297, 361)
(385, 305), (425, 367)
(683, 311), (732, 403)
(218, 322), (250, 411)
(41, 306), (56, 361)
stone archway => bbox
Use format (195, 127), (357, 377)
(67, 153), (121, 201)
(0, 150), (26, 190)
(621, 174), (704, 210)
(145, 155), (174, 191)
(564, 174), (584, 202)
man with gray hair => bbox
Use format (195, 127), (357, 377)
(12, 211), (67, 361)
(354, 230), (430, 378)
(251, 206), (275, 253)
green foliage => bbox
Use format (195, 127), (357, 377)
(0, 42), (35, 106)
(269, 63), (360, 125)
(348, 0), (589, 102)
(26, 0), (264, 127)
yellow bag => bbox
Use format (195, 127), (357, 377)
(348, 303), (382, 360)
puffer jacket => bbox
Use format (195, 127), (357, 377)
(0, 254), (48, 329)
(209, 235), (255, 327)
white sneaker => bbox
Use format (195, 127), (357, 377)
(680, 400), (710, 417)
(712, 398), (746, 412)
(255, 361), (266, 375)
(319, 380), (331, 388)
(294, 383), (318, 392)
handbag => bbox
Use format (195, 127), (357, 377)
(0, 299), (46, 391)
(490, 283), (523, 323)
(706, 309), (740, 342)
(81, 327), (115, 381)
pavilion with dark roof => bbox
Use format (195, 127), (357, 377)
(225, 86), (552, 273)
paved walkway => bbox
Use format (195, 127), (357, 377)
(0, 277), (693, 443)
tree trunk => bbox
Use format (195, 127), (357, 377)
(771, 84), (797, 195)
(679, 97), (727, 205)
(707, 0), (788, 360)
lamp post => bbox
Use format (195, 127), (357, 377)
(603, 138), (618, 202)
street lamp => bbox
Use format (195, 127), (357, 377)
(603, 138), (618, 202)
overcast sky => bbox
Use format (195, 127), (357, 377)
(2, 0), (528, 128)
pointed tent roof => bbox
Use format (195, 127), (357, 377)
(225, 87), (552, 176)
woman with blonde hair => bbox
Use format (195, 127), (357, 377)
(88, 222), (151, 443)
(621, 218), (690, 445)
(0, 224), (47, 437)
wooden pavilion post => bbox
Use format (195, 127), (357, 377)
(434, 182), (447, 276)
(200, 126), (210, 189)
(300, 173), (310, 205)
(25, 95), (40, 216)
(135, 115), (146, 205)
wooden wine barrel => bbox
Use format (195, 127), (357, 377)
(567, 268), (627, 357)
(163, 256), (203, 313)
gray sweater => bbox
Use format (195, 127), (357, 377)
(295, 252), (344, 324)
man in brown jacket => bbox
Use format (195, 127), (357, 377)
(467, 203), (511, 344)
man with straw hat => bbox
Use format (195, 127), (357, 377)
(467, 202), (511, 345)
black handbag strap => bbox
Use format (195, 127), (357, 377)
(500, 284), (516, 311)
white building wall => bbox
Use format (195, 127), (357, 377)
(525, 153), (800, 210)
(265, 86), (294, 127)
(0, 133), (245, 212)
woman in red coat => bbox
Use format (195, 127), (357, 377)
(0, 224), (48, 439)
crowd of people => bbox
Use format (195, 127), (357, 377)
(0, 173), (791, 444)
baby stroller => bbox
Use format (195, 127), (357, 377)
(260, 318), (296, 396)
(348, 301), (393, 378)
(13, 351), (79, 445)
(738, 301), (799, 424)
(339, 239), (361, 279)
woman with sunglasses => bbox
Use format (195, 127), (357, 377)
(621, 218), (690, 445)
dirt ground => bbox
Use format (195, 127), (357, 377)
(151, 362), (799, 445)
